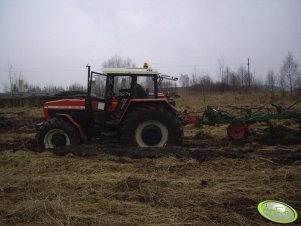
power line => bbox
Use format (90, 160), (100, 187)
(0, 69), (84, 73)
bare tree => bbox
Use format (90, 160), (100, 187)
(1, 83), (9, 93)
(68, 83), (86, 91)
(199, 75), (212, 93)
(24, 82), (42, 92)
(245, 69), (253, 91)
(7, 63), (23, 94)
(229, 72), (240, 91)
(102, 55), (137, 91)
(237, 66), (247, 87)
(280, 52), (298, 97)
(278, 72), (287, 97)
(222, 66), (231, 85)
(102, 55), (136, 68)
(144, 77), (153, 90)
(179, 74), (189, 87)
(218, 57), (225, 83)
(160, 80), (173, 89)
(265, 70), (276, 96)
(295, 71), (301, 95)
(43, 85), (64, 94)
(237, 65), (253, 90)
(8, 62), (15, 94)
(190, 72), (199, 90)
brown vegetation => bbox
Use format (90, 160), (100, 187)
(0, 92), (301, 225)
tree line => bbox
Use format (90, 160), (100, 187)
(179, 52), (301, 97)
(3, 63), (86, 95)
(3, 53), (300, 97)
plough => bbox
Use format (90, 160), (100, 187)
(181, 101), (301, 140)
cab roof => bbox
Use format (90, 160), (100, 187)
(103, 68), (158, 75)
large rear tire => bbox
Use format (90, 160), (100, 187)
(37, 118), (80, 149)
(119, 104), (183, 147)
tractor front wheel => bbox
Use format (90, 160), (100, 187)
(37, 118), (80, 149)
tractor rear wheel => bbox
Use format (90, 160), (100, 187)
(119, 104), (183, 147)
(37, 118), (79, 149)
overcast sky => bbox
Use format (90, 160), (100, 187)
(0, 0), (300, 91)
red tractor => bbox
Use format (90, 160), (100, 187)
(36, 64), (183, 149)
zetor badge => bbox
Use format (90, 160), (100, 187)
(258, 200), (298, 223)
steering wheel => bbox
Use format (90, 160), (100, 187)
(119, 89), (131, 97)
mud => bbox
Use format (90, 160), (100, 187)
(48, 144), (301, 165)
(0, 113), (14, 130)
(1, 108), (301, 162)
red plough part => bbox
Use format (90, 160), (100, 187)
(227, 123), (250, 140)
(180, 110), (201, 127)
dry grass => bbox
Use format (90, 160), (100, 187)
(176, 91), (299, 112)
(0, 92), (301, 225)
(1, 151), (300, 225)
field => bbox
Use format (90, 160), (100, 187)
(0, 92), (301, 225)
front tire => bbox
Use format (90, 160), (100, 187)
(119, 104), (183, 147)
(37, 118), (80, 149)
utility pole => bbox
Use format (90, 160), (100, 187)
(247, 58), (250, 89)
(247, 58), (250, 78)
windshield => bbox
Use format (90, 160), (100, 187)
(137, 76), (154, 94)
(113, 76), (132, 95)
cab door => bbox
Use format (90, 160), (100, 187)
(89, 71), (108, 123)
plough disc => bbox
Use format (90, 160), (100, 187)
(227, 123), (249, 140)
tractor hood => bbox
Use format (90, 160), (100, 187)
(44, 99), (86, 110)
(43, 99), (86, 121)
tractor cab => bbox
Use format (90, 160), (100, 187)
(86, 64), (177, 124)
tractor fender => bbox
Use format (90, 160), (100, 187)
(55, 113), (85, 139)
(117, 99), (178, 125)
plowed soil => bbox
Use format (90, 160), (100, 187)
(1, 97), (301, 225)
